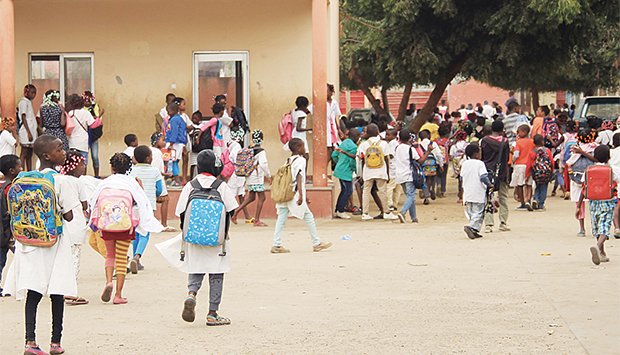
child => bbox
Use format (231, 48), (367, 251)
(189, 111), (204, 178)
(271, 138), (332, 253)
(174, 97), (192, 183)
(199, 104), (226, 157)
(0, 154), (21, 296)
(393, 129), (430, 223)
(332, 129), (361, 219)
(0, 116), (18, 160)
(156, 149), (239, 326)
(165, 101), (187, 186)
(4, 135), (80, 355)
(577, 145), (620, 265)
(232, 130), (271, 227)
(511, 124), (535, 211)
(419, 129), (444, 205)
(83, 91), (105, 178)
(291, 96), (312, 160)
(150, 132), (176, 232)
(227, 129), (252, 223)
(89, 153), (163, 305)
(385, 128), (401, 211)
(450, 130), (468, 203)
(567, 129), (598, 237)
(461, 143), (492, 239)
(123, 133), (138, 159)
(128, 146), (165, 273)
(435, 124), (451, 198)
(18, 84), (38, 171)
(531, 134), (553, 211)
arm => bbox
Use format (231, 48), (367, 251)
(575, 189), (585, 219)
(480, 173), (492, 188)
(296, 172), (303, 206)
(60, 108), (67, 128)
(296, 116), (311, 132)
(571, 146), (597, 162)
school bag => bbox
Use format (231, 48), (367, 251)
(409, 147), (426, 189)
(0, 181), (14, 249)
(7, 171), (63, 247)
(231, 106), (249, 133)
(271, 157), (298, 203)
(562, 140), (578, 164)
(365, 141), (385, 169)
(278, 112), (294, 144)
(91, 188), (139, 234)
(181, 179), (229, 257)
(584, 165), (617, 200)
(531, 148), (553, 184)
(220, 148), (235, 179)
(192, 126), (214, 153)
(569, 155), (595, 183)
(65, 113), (76, 136)
(542, 119), (560, 148)
(234, 147), (256, 177)
(422, 153), (438, 177)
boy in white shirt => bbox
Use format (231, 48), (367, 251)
(291, 96), (312, 160)
(356, 123), (398, 221)
(385, 128), (401, 211)
(419, 129), (445, 204)
(17, 84), (38, 171)
(227, 129), (251, 223)
(123, 134), (138, 160)
(460, 143), (492, 239)
(0, 117), (18, 159)
(270, 138), (332, 253)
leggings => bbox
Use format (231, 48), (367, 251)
(188, 273), (224, 311)
(132, 232), (150, 257)
(104, 240), (131, 276)
(25, 290), (64, 343)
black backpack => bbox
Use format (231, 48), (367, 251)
(192, 127), (214, 153)
(409, 146), (426, 189)
(231, 106), (249, 132)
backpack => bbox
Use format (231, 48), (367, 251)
(451, 145), (466, 176)
(365, 141), (385, 169)
(271, 157), (298, 203)
(422, 153), (438, 177)
(409, 147), (426, 189)
(234, 147), (256, 177)
(532, 148), (553, 184)
(7, 171), (63, 247)
(220, 148), (235, 179)
(181, 179), (229, 256)
(562, 140), (578, 164)
(92, 189), (138, 233)
(278, 112), (294, 144)
(231, 106), (249, 133)
(192, 127), (214, 153)
(569, 155), (595, 183)
(0, 181), (13, 249)
(584, 165), (616, 200)
(542, 119), (560, 148)
(65, 113), (76, 136)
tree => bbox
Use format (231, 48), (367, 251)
(341, 0), (620, 131)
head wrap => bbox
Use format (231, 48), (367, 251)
(150, 132), (163, 147)
(230, 128), (245, 143)
(60, 150), (85, 175)
(602, 120), (614, 131)
(454, 129), (468, 141)
(42, 90), (60, 107)
(577, 129), (597, 144)
(251, 129), (263, 146)
(197, 149), (223, 176)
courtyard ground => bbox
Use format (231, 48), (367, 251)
(1, 185), (619, 354)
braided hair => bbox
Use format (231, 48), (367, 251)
(251, 129), (263, 146)
(110, 153), (132, 175)
(60, 149), (86, 176)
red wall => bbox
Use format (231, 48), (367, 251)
(448, 80), (510, 111)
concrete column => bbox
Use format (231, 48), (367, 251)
(0, 0), (15, 119)
(312, 0), (328, 187)
(327, 0), (340, 94)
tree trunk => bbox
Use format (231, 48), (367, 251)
(348, 67), (386, 116)
(531, 88), (540, 112)
(381, 86), (389, 115)
(411, 53), (468, 133)
(397, 82), (413, 121)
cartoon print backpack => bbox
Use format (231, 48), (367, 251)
(584, 165), (617, 200)
(181, 179), (229, 256)
(7, 171), (63, 247)
(532, 148), (553, 184)
(422, 145), (438, 177)
(234, 147), (256, 177)
(365, 141), (385, 169)
(451, 146), (466, 177)
(91, 188), (139, 233)
(278, 112), (294, 144)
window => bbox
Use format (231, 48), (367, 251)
(29, 53), (94, 109)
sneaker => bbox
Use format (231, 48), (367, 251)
(525, 202), (534, 211)
(423, 198), (430, 205)
(535, 207), (546, 212)
(373, 214), (384, 220)
(313, 241), (333, 252)
(600, 254), (610, 263)
(397, 213), (406, 224)
(206, 313), (231, 326)
(335, 212), (351, 219)
(181, 295), (196, 322)
(137, 261), (145, 271)
(351, 208), (362, 216)
(361, 214), (373, 221)
(430, 190), (436, 200)
(590, 246), (601, 265)
(383, 212), (399, 220)
(129, 258), (138, 274)
(24, 345), (48, 355)
(473, 231), (484, 238)
(499, 223), (511, 232)
(49, 344), (64, 355)
(577, 231), (586, 238)
(411, 218), (419, 223)
(464, 226), (477, 240)
(485, 226), (493, 233)
(531, 201), (538, 210)
(389, 206), (396, 212)
(614, 228), (620, 239)
(270, 246), (291, 254)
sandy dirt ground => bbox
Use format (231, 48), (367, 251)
(1, 182), (619, 354)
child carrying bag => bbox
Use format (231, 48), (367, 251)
(584, 165), (617, 200)
(271, 157), (298, 203)
(91, 188), (139, 235)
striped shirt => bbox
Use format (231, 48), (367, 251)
(129, 164), (163, 210)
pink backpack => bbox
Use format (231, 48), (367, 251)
(220, 148), (235, 179)
(91, 189), (139, 233)
(278, 112), (294, 144)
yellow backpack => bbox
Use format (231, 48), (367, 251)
(365, 141), (385, 169)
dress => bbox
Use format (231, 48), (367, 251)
(40, 104), (69, 151)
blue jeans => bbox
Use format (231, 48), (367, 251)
(90, 140), (100, 169)
(534, 183), (549, 209)
(465, 202), (486, 232)
(132, 232), (150, 257)
(336, 179), (353, 213)
(273, 206), (320, 247)
(400, 182), (417, 221)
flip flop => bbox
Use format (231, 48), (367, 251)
(162, 226), (178, 233)
(590, 246), (601, 265)
(113, 296), (128, 305)
(253, 221), (268, 227)
(101, 283), (113, 303)
(245, 218), (255, 224)
(69, 297), (89, 306)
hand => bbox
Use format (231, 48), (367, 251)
(297, 197), (303, 206)
(27, 132), (33, 142)
(265, 176), (272, 184)
(335, 147), (343, 153)
(571, 146), (584, 155)
(99, 107), (105, 116)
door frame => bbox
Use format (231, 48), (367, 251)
(192, 51), (250, 122)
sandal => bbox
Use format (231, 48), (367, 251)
(206, 313), (231, 326)
(162, 226), (178, 233)
(101, 283), (113, 303)
(66, 297), (89, 306)
(49, 343), (65, 355)
(245, 218), (255, 224)
(113, 296), (128, 305)
(253, 220), (268, 227)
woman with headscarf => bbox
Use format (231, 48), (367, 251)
(39, 89), (69, 151)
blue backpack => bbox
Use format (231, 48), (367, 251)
(409, 147), (426, 189)
(181, 179), (230, 257)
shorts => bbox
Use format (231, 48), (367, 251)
(229, 184), (246, 197)
(510, 164), (532, 187)
(172, 143), (185, 161)
(156, 194), (170, 203)
(570, 181), (583, 202)
(248, 184), (265, 193)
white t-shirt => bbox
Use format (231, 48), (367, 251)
(63, 175), (87, 245)
(357, 136), (392, 180)
(482, 104), (496, 119)
(387, 139), (398, 178)
(68, 108), (95, 152)
(219, 111), (233, 145)
(151, 147), (165, 174)
(123, 146), (135, 158)
(18, 97), (37, 145)
(327, 100), (341, 147)
(159, 107), (168, 120)
(0, 130), (17, 157)
(291, 110), (308, 143)
(460, 159), (488, 204)
(393, 143), (420, 184)
(246, 149), (270, 185)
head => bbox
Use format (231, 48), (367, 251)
(288, 137), (306, 155)
(476, 116), (486, 127)
(467, 112), (478, 123)
(66, 93), (84, 111)
(419, 129), (430, 140)
(166, 102), (179, 117)
(327, 83), (335, 100)
(441, 99), (446, 106)
(491, 120), (504, 135)
(295, 96), (309, 110)
(365, 123), (379, 138)
(82, 91), (95, 107)
(0, 154), (22, 180)
(212, 103), (225, 117)
(134, 145), (153, 164)
(230, 128), (245, 144)
(566, 120), (577, 133)
(34, 135), (66, 166)
(483, 100), (489, 105)
(508, 90), (515, 97)
(43, 89), (61, 106)
(613, 133), (620, 148)
(438, 124), (451, 138)
(570, 104), (576, 110)
(173, 97), (186, 112)
(517, 124), (531, 138)
(455, 129), (468, 142)
(533, 134), (545, 147)
(537, 105), (550, 117)
(507, 101), (520, 114)
(465, 143), (481, 160)
(191, 110), (203, 124)
(251, 129), (264, 146)
(594, 145), (611, 163)
(150, 132), (164, 148)
(577, 129), (597, 144)
(399, 128), (412, 143)
(377, 120), (388, 133)
(197, 149), (223, 176)
(0, 117), (16, 132)
(214, 94), (227, 106)
(601, 120), (614, 131)
(23, 84), (36, 100)
(60, 149), (86, 177)
(124, 134), (138, 147)
(385, 128), (397, 142)
(110, 153), (132, 175)
(165, 93), (176, 105)
(348, 128), (361, 144)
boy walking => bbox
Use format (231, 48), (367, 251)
(271, 138), (332, 253)
(531, 134), (554, 211)
(461, 144), (492, 239)
(332, 129), (360, 219)
(511, 125), (535, 211)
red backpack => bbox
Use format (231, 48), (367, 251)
(278, 112), (293, 144)
(219, 147), (235, 179)
(584, 165), (617, 200)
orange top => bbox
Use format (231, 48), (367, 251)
(514, 137), (535, 165)
(531, 116), (544, 137)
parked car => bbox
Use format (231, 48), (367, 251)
(575, 96), (620, 126)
